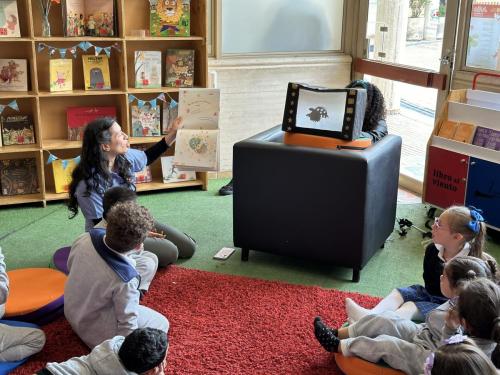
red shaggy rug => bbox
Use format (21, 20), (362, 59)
(13, 267), (380, 375)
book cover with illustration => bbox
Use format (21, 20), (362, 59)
(51, 157), (78, 193)
(132, 145), (152, 183)
(150, 0), (190, 37)
(161, 102), (178, 135)
(131, 104), (161, 137)
(453, 123), (476, 143)
(178, 88), (220, 129)
(472, 126), (500, 151)
(82, 55), (111, 90)
(50, 59), (73, 92)
(173, 128), (219, 171)
(63, 0), (115, 37)
(0, 0), (21, 37)
(134, 51), (162, 89)
(161, 156), (196, 183)
(165, 49), (194, 88)
(1, 114), (35, 145)
(66, 106), (116, 141)
(0, 59), (27, 91)
(0, 158), (39, 195)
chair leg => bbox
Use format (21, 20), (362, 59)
(380, 242), (385, 249)
(352, 267), (361, 283)
(241, 248), (249, 261)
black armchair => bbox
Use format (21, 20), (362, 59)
(233, 125), (402, 282)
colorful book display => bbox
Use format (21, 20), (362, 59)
(161, 156), (196, 183)
(0, 158), (39, 195)
(134, 51), (162, 89)
(82, 55), (111, 90)
(51, 157), (78, 193)
(0, 0), (20, 37)
(131, 104), (161, 137)
(1, 114), (35, 145)
(49, 59), (73, 92)
(472, 126), (500, 151)
(63, 0), (115, 37)
(0, 59), (27, 91)
(165, 49), (194, 88)
(66, 106), (116, 141)
(150, 0), (190, 37)
(162, 102), (178, 135)
(174, 88), (220, 171)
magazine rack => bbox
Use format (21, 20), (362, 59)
(423, 73), (500, 229)
(0, 0), (208, 207)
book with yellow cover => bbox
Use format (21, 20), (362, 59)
(51, 158), (78, 193)
(82, 55), (111, 90)
(437, 120), (457, 139)
(453, 123), (476, 143)
(50, 59), (73, 92)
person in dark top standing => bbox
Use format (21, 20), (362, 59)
(345, 205), (494, 322)
(67, 117), (196, 267)
(218, 79), (388, 196)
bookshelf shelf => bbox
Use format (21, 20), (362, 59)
(0, 0), (208, 207)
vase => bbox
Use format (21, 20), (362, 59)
(42, 14), (51, 37)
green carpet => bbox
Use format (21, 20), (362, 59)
(1, 179), (499, 297)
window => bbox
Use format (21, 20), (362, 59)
(221, 0), (344, 54)
(465, 0), (500, 71)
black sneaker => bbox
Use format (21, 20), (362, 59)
(219, 180), (233, 196)
(314, 317), (340, 352)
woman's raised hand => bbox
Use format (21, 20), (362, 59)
(164, 116), (183, 146)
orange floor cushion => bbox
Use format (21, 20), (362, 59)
(5, 268), (67, 317)
(334, 353), (406, 375)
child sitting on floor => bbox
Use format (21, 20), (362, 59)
(0, 247), (45, 362)
(36, 327), (168, 375)
(64, 201), (169, 348)
(314, 257), (499, 375)
(97, 186), (159, 295)
(423, 336), (498, 375)
(346, 206), (494, 322)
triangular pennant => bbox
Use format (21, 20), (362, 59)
(95, 46), (102, 56)
(37, 43), (46, 53)
(62, 159), (69, 170)
(149, 99), (157, 108)
(169, 99), (178, 109)
(70, 47), (77, 58)
(137, 99), (145, 108)
(0, 105), (5, 114)
(60, 48), (67, 58)
(49, 48), (56, 56)
(7, 100), (19, 111)
(112, 43), (121, 53)
(158, 93), (166, 102)
(128, 94), (136, 104)
(104, 47), (111, 57)
(74, 155), (81, 164)
(46, 153), (58, 164)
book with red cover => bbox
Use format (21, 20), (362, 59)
(0, 158), (39, 195)
(66, 106), (116, 141)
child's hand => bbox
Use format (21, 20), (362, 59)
(445, 308), (460, 330)
(148, 231), (166, 239)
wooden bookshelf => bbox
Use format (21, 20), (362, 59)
(0, 0), (208, 207)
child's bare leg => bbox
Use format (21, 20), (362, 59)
(394, 302), (424, 321)
(345, 289), (404, 322)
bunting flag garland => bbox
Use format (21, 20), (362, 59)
(46, 152), (81, 170)
(128, 93), (175, 109)
(37, 42), (121, 59)
(0, 100), (19, 115)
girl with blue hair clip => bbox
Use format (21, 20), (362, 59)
(345, 205), (496, 322)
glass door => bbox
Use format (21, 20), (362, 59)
(355, 0), (460, 191)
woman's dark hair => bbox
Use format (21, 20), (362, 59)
(119, 328), (168, 373)
(431, 338), (498, 375)
(67, 117), (133, 218)
(345, 80), (386, 131)
(444, 256), (495, 290)
(457, 278), (500, 368)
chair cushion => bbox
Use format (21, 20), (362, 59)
(53, 246), (71, 275)
(334, 353), (405, 375)
(5, 268), (66, 317)
(0, 320), (41, 373)
(284, 132), (372, 150)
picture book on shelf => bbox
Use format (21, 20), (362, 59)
(0, 0), (20, 37)
(162, 103), (178, 135)
(437, 120), (476, 143)
(82, 55), (111, 90)
(51, 157), (78, 193)
(0, 158), (39, 196)
(66, 106), (116, 141)
(174, 88), (220, 171)
(50, 59), (73, 92)
(161, 156), (196, 183)
(63, 0), (115, 37)
(472, 126), (500, 151)
(165, 49), (194, 88)
(131, 104), (161, 137)
(132, 146), (152, 183)
(134, 51), (162, 89)
(149, 0), (190, 37)
(1, 114), (35, 145)
(0, 59), (27, 91)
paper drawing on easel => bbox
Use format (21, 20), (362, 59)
(178, 88), (220, 129)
